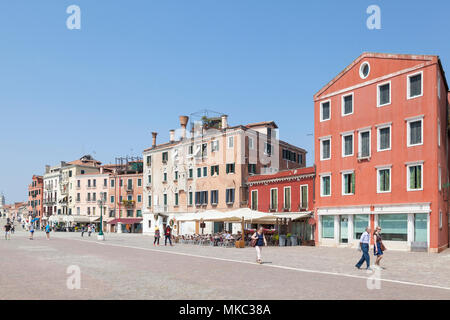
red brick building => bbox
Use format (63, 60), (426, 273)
(247, 166), (315, 241)
(314, 53), (449, 252)
(28, 175), (44, 227)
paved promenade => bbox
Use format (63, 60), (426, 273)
(1, 223), (450, 300)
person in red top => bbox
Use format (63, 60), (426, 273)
(164, 225), (173, 246)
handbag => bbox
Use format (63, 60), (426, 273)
(380, 242), (386, 251)
(250, 238), (257, 247)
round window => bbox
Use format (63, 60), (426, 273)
(359, 62), (370, 79)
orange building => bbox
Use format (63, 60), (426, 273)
(104, 160), (144, 233)
(314, 53), (449, 252)
(28, 175), (44, 227)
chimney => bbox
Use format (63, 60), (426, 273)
(45, 165), (50, 174)
(152, 132), (158, 147)
(169, 129), (175, 143)
(221, 115), (228, 129)
(179, 115), (189, 140)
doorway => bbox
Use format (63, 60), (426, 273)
(339, 215), (348, 243)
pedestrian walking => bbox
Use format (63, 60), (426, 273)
(88, 225), (92, 237)
(154, 226), (160, 246)
(164, 225), (173, 246)
(10, 224), (15, 234)
(45, 224), (52, 240)
(4, 223), (11, 240)
(81, 226), (86, 237)
(29, 223), (35, 240)
(373, 226), (385, 269)
(251, 227), (267, 264)
(355, 227), (371, 270)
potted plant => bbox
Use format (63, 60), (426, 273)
(286, 233), (292, 246)
(273, 234), (279, 246)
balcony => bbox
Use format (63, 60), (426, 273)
(121, 200), (135, 208)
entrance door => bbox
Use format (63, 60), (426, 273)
(412, 213), (428, 251)
(340, 216), (348, 243)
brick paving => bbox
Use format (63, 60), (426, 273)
(1, 222), (450, 300)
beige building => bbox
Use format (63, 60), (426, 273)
(49, 155), (102, 226)
(142, 114), (306, 235)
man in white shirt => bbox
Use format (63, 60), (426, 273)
(355, 227), (371, 270)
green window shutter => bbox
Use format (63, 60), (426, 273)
(351, 173), (355, 194)
(386, 170), (390, 191)
(410, 167), (415, 189)
(417, 166), (421, 188)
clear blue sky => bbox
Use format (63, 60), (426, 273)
(0, 0), (449, 202)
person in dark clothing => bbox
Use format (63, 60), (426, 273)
(164, 225), (173, 246)
(4, 223), (11, 240)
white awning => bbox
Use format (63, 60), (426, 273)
(65, 215), (92, 223)
(48, 215), (65, 223)
(175, 209), (277, 223)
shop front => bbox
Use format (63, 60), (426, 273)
(317, 203), (431, 251)
(107, 218), (143, 233)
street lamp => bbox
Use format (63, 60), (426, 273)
(97, 196), (105, 241)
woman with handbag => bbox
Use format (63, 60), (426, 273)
(251, 227), (267, 264)
(373, 226), (386, 269)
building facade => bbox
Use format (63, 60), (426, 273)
(27, 175), (43, 227)
(314, 53), (450, 252)
(142, 114), (307, 235)
(104, 161), (144, 233)
(247, 166), (316, 241)
(72, 171), (109, 227)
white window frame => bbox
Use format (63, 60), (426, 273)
(359, 61), (370, 79)
(248, 137), (254, 150)
(320, 174), (331, 197)
(300, 184), (308, 210)
(341, 92), (354, 116)
(341, 132), (354, 157)
(227, 136), (234, 149)
(438, 119), (441, 147)
(341, 170), (355, 196)
(251, 190), (258, 210)
(406, 116), (424, 147)
(320, 99), (331, 122)
(406, 162), (424, 192)
(438, 166), (442, 192)
(407, 71), (423, 100)
(270, 188), (278, 210)
(320, 136), (331, 161)
(377, 80), (391, 107)
(211, 140), (219, 152)
(283, 186), (291, 210)
(376, 165), (392, 193)
(438, 73), (441, 99)
(439, 210), (443, 229)
(377, 123), (391, 152)
(358, 128), (371, 159)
